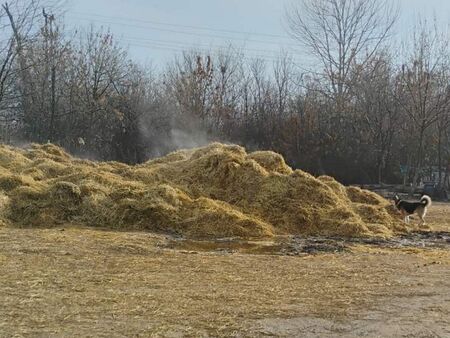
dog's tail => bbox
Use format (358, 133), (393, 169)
(421, 195), (432, 207)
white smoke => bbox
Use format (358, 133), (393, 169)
(169, 128), (209, 150)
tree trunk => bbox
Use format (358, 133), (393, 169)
(409, 127), (425, 197)
(48, 65), (56, 141)
(3, 3), (32, 120)
(437, 125), (442, 189)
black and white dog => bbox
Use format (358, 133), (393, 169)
(393, 194), (432, 226)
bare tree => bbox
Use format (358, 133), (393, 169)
(286, 0), (398, 104)
(395, 22), (450, 195)
(352, 51), (399, 183)
(0, 1), (41, 141)
(0, 23), (17, 142)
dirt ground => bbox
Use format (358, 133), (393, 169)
(0, 204), (449, 337)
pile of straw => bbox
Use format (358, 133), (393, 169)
(0, 142), (407, 238)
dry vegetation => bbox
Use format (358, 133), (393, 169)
(1, 142), (412, 240)
(0, 143), (449, 337)
(0, 205), (449, 337)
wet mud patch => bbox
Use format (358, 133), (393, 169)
(164, 231), (450, 256)
(348, 231), (450, 249)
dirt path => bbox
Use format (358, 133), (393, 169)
(0, 204), (449, 337)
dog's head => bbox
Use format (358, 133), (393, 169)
(392, 194), (400, 206)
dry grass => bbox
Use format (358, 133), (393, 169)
(426, 202), (450, 231)
(0, 204), (449, 337)
(0, 142), (448, 336)
(0, 142), (409, 238)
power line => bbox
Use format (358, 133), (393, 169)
(118, 36), (290, 57)
(69, 29), (298, 62)
(67, 15), (292, 46)
(69, 11), (291, 40)
(97, 38), (299, 64)
(65, 14), (308, 66)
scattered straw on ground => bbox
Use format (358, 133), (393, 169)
(0, 224), (448, 337)
(0, 142), (413, 238)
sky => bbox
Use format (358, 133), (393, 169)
(62, 0), (450, 69)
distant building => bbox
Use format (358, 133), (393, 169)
(421, 166), (449, 188)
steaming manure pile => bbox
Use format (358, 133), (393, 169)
(0, 142), (410, 238)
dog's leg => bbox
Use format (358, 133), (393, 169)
(422, 209), (427, 225)
(418, 210), (426, 226)
(401, 210), (408, 224)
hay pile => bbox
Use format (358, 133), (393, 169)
(0, 142), (407, 238)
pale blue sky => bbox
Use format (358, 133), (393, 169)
(63, 0), (450, 68)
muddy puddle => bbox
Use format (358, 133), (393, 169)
(163, 231), (450, 256)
